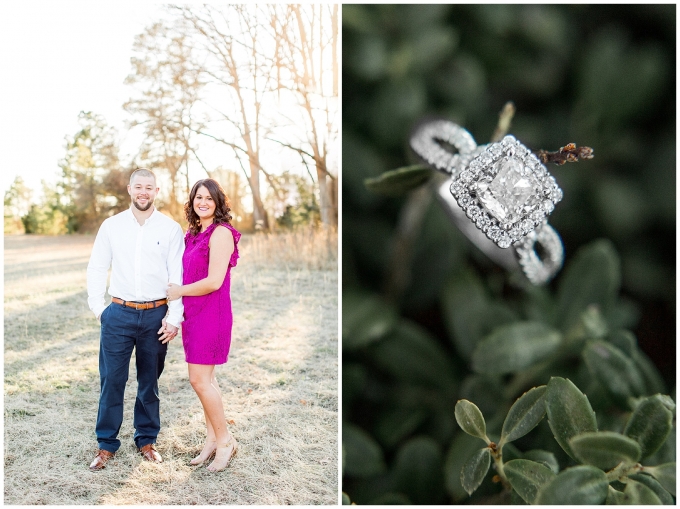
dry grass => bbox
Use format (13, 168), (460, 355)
(4, 232), (338, 505)
(247, 227), (338, 271)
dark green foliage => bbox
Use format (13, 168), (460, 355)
(343, 422), (386, 478)
(646, 463), (677, 497)
(454, 400), (487, 442)
(624, 396), (675, 459)
(501, 386), (547, 445)
(627, 474), (675, 505)
(545, 377), (598, 460)
(583, 341), (646, 406)
(569, 431), (641, 471)
(535, 466), (609, 505)
(471, 323), (561, 375)
(342, 4), (675, 504)
(461, 448), (491, 496)
(391, 437), (446, 504)
(504, 459), (556, 504)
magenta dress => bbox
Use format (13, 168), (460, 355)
(181, 222), (240, 365)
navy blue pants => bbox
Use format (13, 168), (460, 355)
(96, 303), (168, 453)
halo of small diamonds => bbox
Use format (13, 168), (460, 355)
(450, 135), (563, 249)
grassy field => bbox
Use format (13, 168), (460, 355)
(4, 232), (338, 505)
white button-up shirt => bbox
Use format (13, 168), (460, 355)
(87, 207), (184, 327)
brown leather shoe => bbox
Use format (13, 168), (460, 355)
(139, 443), (163, 463)
(89, 449), (115, 470)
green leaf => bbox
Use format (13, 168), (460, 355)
(341, 492), (351, 505)
(444, 432), (486, 501)
(523, 450), (559, 474)
(608, 330), (667, 395)
(556, 239), (621, 331)
(459, 374), (504, 418)
(580, 304), (610, 338)
(583, 340), (645, 406)
(645, 463), (676, 497)
(545, 377), (598, 459)
(454, 400), (487, 442)
(644, 425), (676, 466)
(619, 479), (663, 504)
(633, 351), (667, 395)
(628, 474), (675, 505)
(471, 321), (561, 375)
(607, 329), (636, 356)
(364, 165), (432, 195)
(460, 447), (491, 496)
(391, 436), (444, 505)
(569, 431), (641, 471)
(536, 465), (609, 505)
(441, 268), (516, 361)
(343, 290), (397, 349)
(501, 385), (547, 445)
(511, 489), (529, 505)
(371, 321), (457, 391)
(342, 422), (386, 478)
(607, 485), (628, 504)
(624, 396), (674, 459)
(374, 407), (427, 449)
(504, 459), (557, 504)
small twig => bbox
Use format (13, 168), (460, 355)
(537, 143), (594, 165)
(491, 102), (516, 143)
(488, 442), (510, 490)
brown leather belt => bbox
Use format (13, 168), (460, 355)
(111, 297), (168, 310)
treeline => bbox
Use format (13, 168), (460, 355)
(4, 4), (337, 235)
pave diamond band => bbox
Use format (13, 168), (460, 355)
(516, 223), (564, 285)
(409, 119), (564, 285)
(409, 119), (479, 175)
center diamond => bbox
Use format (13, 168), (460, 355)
(477, 157), (541, 222)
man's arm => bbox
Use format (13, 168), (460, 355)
(87, 221), (112, 319)
(165, 223), (184, 328)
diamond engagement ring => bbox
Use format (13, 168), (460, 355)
(409, 119), (564, 285)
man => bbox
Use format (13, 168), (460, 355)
(86, 168), (184, 470)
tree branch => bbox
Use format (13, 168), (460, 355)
(537, 143), (595, 165)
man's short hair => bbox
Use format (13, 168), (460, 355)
(129, 168), (157, 185)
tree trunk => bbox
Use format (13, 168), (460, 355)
(315, 159), (337, 227)
(249, 158), (268, 230)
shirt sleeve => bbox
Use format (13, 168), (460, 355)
(165, 223), (185, 328)
(87, 220), (112, 318)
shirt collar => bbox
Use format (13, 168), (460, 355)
(127, 206), (159, 225)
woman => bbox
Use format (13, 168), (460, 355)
(166, 178), (240, 472)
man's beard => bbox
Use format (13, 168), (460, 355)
(133, 197), (154, 211)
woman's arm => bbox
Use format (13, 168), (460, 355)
(167, 226), (235, 299)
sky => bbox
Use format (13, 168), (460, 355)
(0, 1), (167, 195)
(1, 1), (339, 212)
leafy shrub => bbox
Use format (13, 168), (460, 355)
(455, 378), (675, 504)
(343, 236), (675, 504)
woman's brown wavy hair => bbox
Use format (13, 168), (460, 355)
(185, 178), (232, 235)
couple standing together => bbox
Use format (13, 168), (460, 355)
(86, 168), (239, 472)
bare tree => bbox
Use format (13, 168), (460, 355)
(124, 22), (204, 220)
(170, 4), (286, 230)
(267, 4), (339, 227)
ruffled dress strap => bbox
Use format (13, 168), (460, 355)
(217, 223), (241, 267)
(184, 222), (216, 246)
